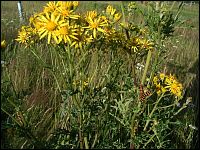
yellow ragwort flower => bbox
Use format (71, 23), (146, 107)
(43, 1), (59, 13)
(84, 16), (108, 38)
(85, 11), (98, 21)
(153, 73), (183, 98)
(37, 12), (63, 44)
(106, 5), (116, 16)
(57, 5), (80, 19)
(113, 13), (121, 22)
(165, 80), (183, 98)
(71, 28), (93, 49)
(140, 39), (154, 51)
(159, 73), (165, 81)
(16, 29), (31, 44)
(1, 40), (6, 49)
(55, 24), (78, 44)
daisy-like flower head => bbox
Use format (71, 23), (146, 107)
(165, 81), (183, 98)
(128, 37), (142, 53)
(106, 5), (116, 16)
(140, 39), (154, 51)
(153, 73), (183, 98)
(57, 6), (80, 19)
(58, 1), (73, 10)
(43, 1), (60, 13)
(37, 12), (64, 44)
(71, 27), (93, 49)
(85, 11), (98, 21)
(159, 73), (165, 81)
(164, 73), (176, 85)
(15, 26), (35, 45)
(55, 23), (78, 44)
(84, 16), (108, 38)
(15, 31), (30, 44)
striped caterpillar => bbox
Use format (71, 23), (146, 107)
(139, 84), (152, 102)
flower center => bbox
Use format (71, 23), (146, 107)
(90, 21), (98, 29)
(62, 10), (70, 17)
(46, 21), (57, 31)
(59, 27), (69, 35)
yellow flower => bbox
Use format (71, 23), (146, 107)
(128, 2), (136, 10)
(153, 73), (183, 98)
(128, 37), (142, 53)
(156, 83), (162, 95)
(85, 11), (97, 21)
(55, 24), (78, 44)
(1, 40), (6, 49)
(37, 12), (63, 44)
(114, 13), (121, 22)
(164, 74), (176, 85)
(159, 73), (165, 81)
(166, 82), (183, 98)
(106, 5), (116, 16)
(72, 1), (79, 8)
(84, 16), (107, 38)
(16, 29), (31, 44)
(71, 28), (93, 49)
(57, 6), (80, 19)
(153, 76), (159, 85)
(58, 1), (73, 10)
(140, 39), (154, 51)
(15, 25), (37, 45)
(43, 1), (59, 13)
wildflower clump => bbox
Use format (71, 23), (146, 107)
(153, 73), (183, 98)
(15, 1), (154, 55)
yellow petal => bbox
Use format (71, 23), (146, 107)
(93, 29), (96, 38)
(48, 32), (52, 44)
(40, 30), (48, 39)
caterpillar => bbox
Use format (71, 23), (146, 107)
(139, 84), (152, 102)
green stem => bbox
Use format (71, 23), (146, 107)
(91, 133), (98, 148)
(120, 2), (126, 24)
(143, 92), (164, 131)
(79, 114), (83, 149)
(143, 134), (156, 148)
(148, 25), (162, 86)
(173, 104), (187, 117)
(1, 107), (21, 126)
(84, 136), (89, 149)
(141, 50), (152, 85)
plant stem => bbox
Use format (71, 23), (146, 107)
(143, 133), (156, 148)
(141, 50), (152, 85)
(143, 92), (164, 131)
(91, 133), (98, 148)
(84, 136), (89, 149)
(148, 25), (162, 86)
(120, 1), (126, 24)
